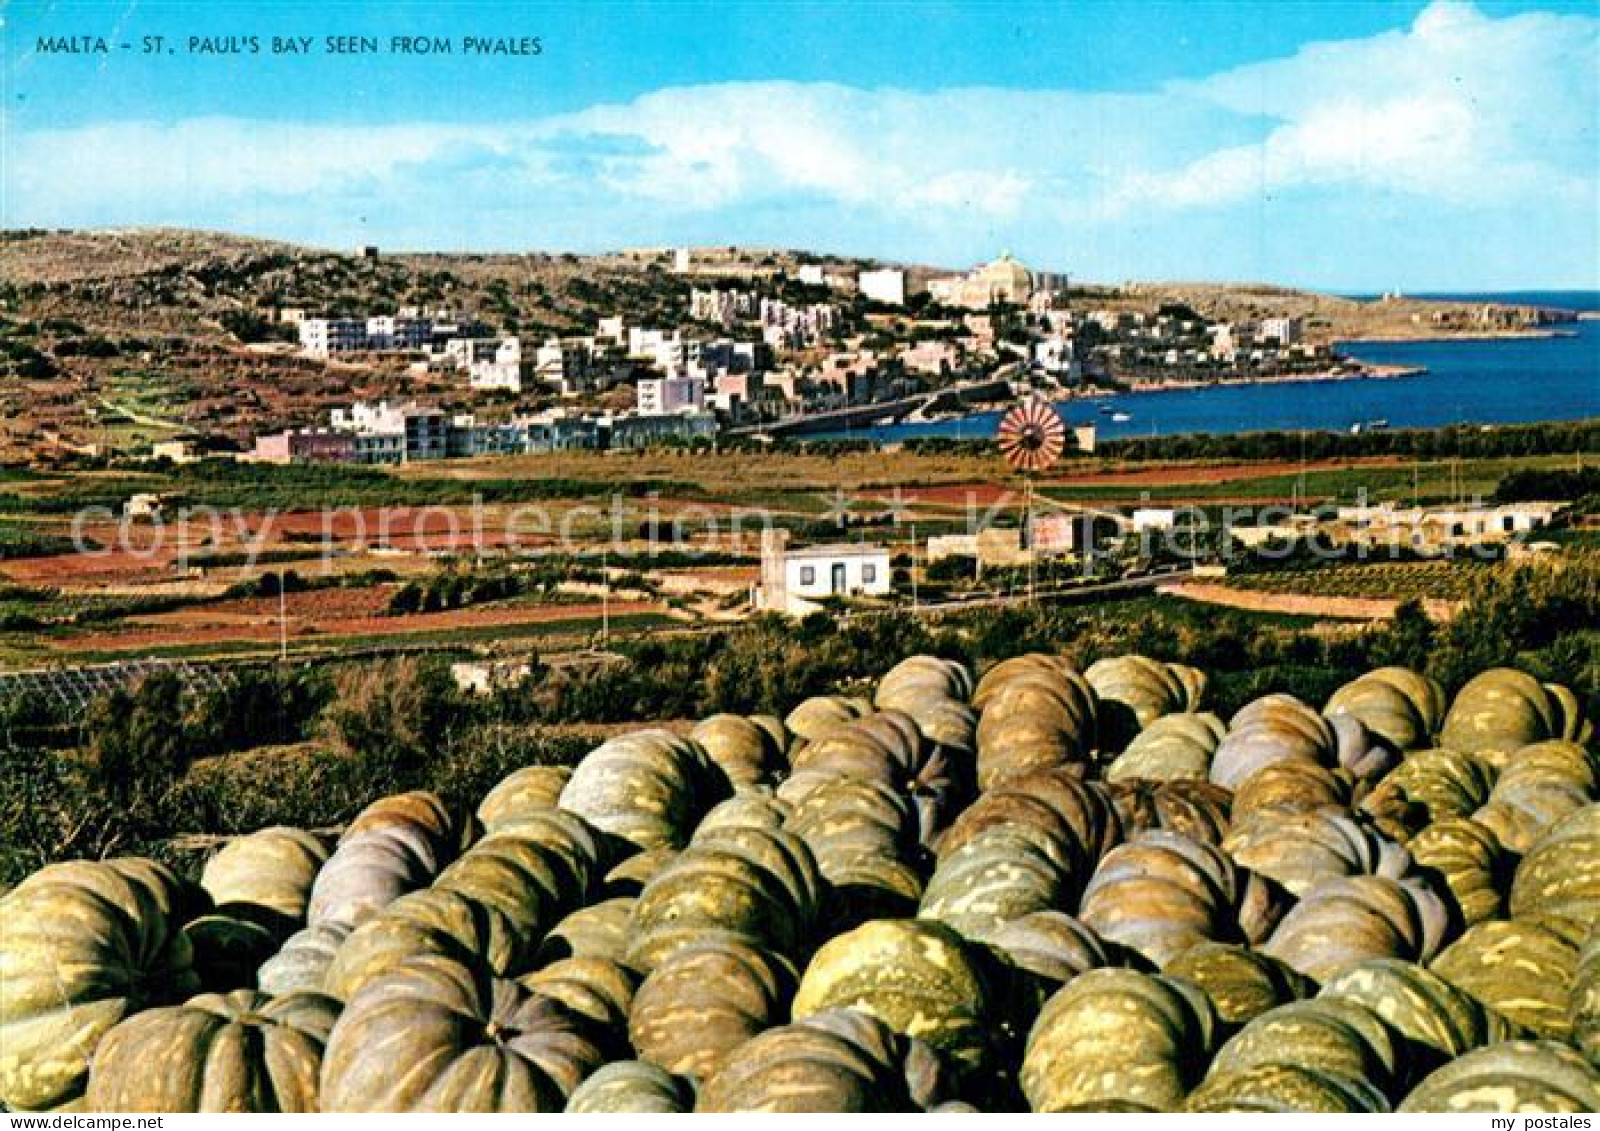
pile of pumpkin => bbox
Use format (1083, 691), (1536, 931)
(3, 656), (1598, 1112)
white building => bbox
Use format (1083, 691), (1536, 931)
(797, 265), (826, 286)
(673, 248), (692, 273)
(758, 529), (892, 615)
(1259, 317), (1302, 345)
(446, 337), (524, 392)
(1131, 507), (1179, 533)
(858, 268), (906, 306)
(299, 317), (368, 357)
(637, 375), (707, 415)
(534, 338), (596, 396)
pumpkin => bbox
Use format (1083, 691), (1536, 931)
(1264, 874), (1451, 984)
(938, 768), (1119, 874)
(984, 910), (1109, 992)
(919, 824), (1071, 942)
(1439, 668), (1590, 761)
(1399, 1040), (1600, 1112)
(558, 729), (726, 851)
(1223, 810), (1411, 898)
(306, 791), (456, 930)
(1105, 711), (1225, 783)
(1508, 803), (1600, 923)
(973, 654), (1100, 788)
(476, 765), (572, 831)
(85, 990), (337, 1113)
(199, 826), (329, 933)
(432, 810), (603, 965)
(320, 954), (604, 1111)
(323, 887), (520, 1002)
(520, 956), (635, 1038)
(1474, 741), (1597, 852)
(628, 937), (791, 1080)
(538, 897), (635, 964)
(690, 714), (787, 787)
(1229, 759), (1351, 819)
(626, 814), (821, 971)
(1210, 694), (1338, 793)
(1021, 967), (1216, 1112)
(565, 1060), (692, 1113)
(1107, 778), (1233, 845)
(1430, 917), (1583, 1040)
(0, 858), (202, 1110)
(1319, 958), (1515, 1066)
(784, 695), (872, 749)
(1085, 654), (1205, 749)
(698, 1008), (949, 1112)
(1196, 998), (1400, 1111)
(183, 913), (282, 993)
(1407, 817), (1507, 926)
(1360, 749), (1496, 838)
(1077, 830), (1250, 966)
(876, 655), (974, 708)
(1184, 1062), (1389, 1112)
(1573, 929), (1599, 1067)
(1165, 943), (1311, 1026)
(785, 776), (925, 926)
(874, 655), (978, 754)
(256, 922), (349, 997)
(1324, 666), (1446, 753)
(792, 919), (992, 1077)
(780, 710), (956, 840)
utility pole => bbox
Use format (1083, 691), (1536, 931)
(910, 522), (919, 610)
(277, 573), (288, 663)
(600, 548), (610, 648)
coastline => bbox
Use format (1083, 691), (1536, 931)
(1120, 363), (1422, 394)
(1336, 328), (1571, 343)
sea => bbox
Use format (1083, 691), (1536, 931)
(814, 292), (1600, 443)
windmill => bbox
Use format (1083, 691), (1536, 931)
(997, 400), (1066, 601)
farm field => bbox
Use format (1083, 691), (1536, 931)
(1228, 559), (1499, 603)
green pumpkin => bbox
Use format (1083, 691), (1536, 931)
(199, 826), (329, 933)
(0, 858), (202, 1110)
(1165, 943), (1311, 1026)
(1022, 967), (1216, 1112)
(698, 1008), (945, 1112)
(476, 765), (572, 831)
(1204, 998), (1402, 1100)
(1407, 817), (1507, 925)
(1324, 667), (1446, 753)
(1105, 711), (1225, 783)
(628, 937), (790, 1080)
(792, 919), (992, 1077)
(558, 729), (726, 851)
(85, 990), (337, 1112)
(1185, 1062), (1389, 1113)
(1509, 803), (1600, 923)
(320, 954), (602, 1111)
(565, 1061), (692, 1113)
(1430, 918), (1582, 1040)
(1439, 669), (1587, 761)
(1399, 1040), (1600, 1112)
(307, 791), (456, 930)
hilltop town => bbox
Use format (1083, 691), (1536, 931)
(0, 228), (1572, 467)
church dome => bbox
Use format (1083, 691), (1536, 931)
(977, 252), (1032, 302)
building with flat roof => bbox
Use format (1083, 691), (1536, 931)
(759, 528), (892, 615)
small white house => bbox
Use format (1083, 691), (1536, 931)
(759, 529), (892, 615)
(1131, 507), (1179, 533)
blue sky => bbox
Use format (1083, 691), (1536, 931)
(4, 1), (1597, 290)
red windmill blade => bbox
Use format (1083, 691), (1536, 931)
(998, 401), (1066, 474)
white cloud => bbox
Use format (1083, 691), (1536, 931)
(4, 1), (1594, 286)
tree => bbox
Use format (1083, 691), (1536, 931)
(87, 673), (193, 837)
(319, 657), (462, 791)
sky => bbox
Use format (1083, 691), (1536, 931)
(3, 0), (1598, 291)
